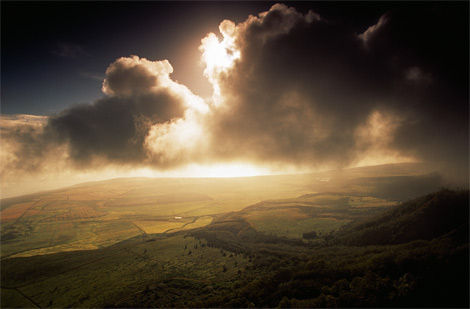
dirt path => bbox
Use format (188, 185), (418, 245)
(131, 221), (148, 237)
(162, 217), (199, 234)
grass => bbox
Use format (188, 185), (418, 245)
(239, 193), (395, 239)
(0, 174), (317, 258)
(250, 215), (350, 238)
(1, 166), (427, 258)
(1, 234), (251, 308)
(0, 288), (37, 307)
(242, 202), (352, 238)
(0, 163), (453, 308)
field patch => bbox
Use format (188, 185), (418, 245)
(244, 207), (309, 222)
(0, 202), (36, 221)
(42, 206), (106, 222)
(244, 208), (350, 238)
(181, 216), (213, 230)
(348, 196), (396, 208)
(132, 219), (192, 234)
(91, 221), (141, 246)
(7, 241), (100, 258)
(239, 193), (394, 239)
(1, 164), (436, 259)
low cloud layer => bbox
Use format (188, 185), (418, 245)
(1, 3), (468, 195)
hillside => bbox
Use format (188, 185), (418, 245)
(2, 188), (468, 308)
(182, 190), (469, 308)
(0, 163), (443, 259)
(1, 164), (467, 308)
(336, 189), (469, 245)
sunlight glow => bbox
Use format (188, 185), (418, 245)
(131, 163), (273, 179)
(184, 163), (271, 178)
(200, 20), (240, 105)
(200, 33), (240, 71)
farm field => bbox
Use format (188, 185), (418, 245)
(1, 233), (251, 308)
(0, 163), (441, 259)
(1, 189), (467, 308)
(1, 163), (467, 308)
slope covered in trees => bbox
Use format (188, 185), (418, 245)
(336, 189), (469, 245)
(182, 190), (469, 308)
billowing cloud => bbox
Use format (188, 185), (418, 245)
(199, 3), (468, 176)
(1, 56), (209, 175)
(1, 3), (468, 197)
(45, 56), (204, 167)
(199, 4), (401, 167)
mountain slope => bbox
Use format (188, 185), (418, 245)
(336, 189), (469, 246)
(187, 189), (469, 308)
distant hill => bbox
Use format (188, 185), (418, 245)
(0, 162), (443, 212)
(336, 189), (469, 246)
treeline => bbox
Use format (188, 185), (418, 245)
(336, 189), (469, 246)
(190, 219), (306, 255)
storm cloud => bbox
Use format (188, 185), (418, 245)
(1, 55), (209, 179)
(46, 56), (198, 167)
(201, 3), (468, 174)
(1, 3), (468, 192)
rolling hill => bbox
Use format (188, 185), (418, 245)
(336, 189), (469, 245)
(1, 163), (468, 308)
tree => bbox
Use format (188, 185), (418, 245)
(302, 231), (317, 239)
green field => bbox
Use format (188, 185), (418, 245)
(1, 163), (438, 258)
(2, 163), (459, 308)
(1, 233), (251, 308)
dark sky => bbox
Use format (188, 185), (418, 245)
(4, 1), (460, 115)
(2, 1), (278, 114)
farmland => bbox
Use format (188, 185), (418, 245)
(1, 163), (438, 258)
(2, 163), (465, 308)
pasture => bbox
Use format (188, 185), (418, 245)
(1, 163), (441, 258)
(1, 233), (251, 308)
(0, 163), (454, 308)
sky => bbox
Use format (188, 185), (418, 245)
(1, 1), (469, 197)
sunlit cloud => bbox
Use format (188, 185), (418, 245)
(358, 14), (389, 47)
(1, 3), (467, 197)
(200, 20), (240, 106)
